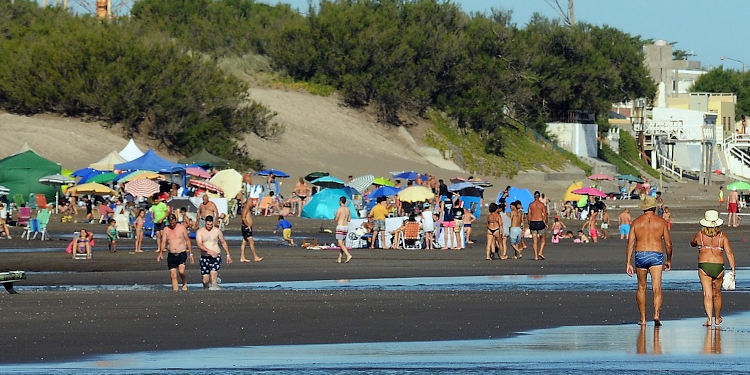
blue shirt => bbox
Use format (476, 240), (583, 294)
(275, 219), (292, 230)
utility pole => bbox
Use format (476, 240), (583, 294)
(568, 0), (575, 25)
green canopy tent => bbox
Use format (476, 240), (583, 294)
(0, 150), (61, 204)
(178, 148), (230, 169)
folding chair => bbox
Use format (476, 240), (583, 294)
(143, 214), (155, 239)
(400, 221), (423, 250)
(114, 214), (131, 238)
(21, 219), (38, 240)
(32, 210), (51, 240)
(16, 207), (31, 227)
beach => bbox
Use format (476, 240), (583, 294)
(1, 203), (749, 365)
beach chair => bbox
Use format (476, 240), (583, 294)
(400, 221), (423, 250)
(16, 206), (31, 227)
(114, 214), (131, 238)
(143, 214), (155, 239)
(31, 209), (51, 240)
(34, 194), (48, 210)
(20, 218), (38, 240)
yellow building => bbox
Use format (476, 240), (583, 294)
(667, 92), (736, 141)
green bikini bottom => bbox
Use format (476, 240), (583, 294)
(699, 262), (724, 279)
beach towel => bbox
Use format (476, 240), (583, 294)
(65, 239), (74, 254)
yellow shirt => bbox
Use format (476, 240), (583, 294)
(369, 204), (388, 221)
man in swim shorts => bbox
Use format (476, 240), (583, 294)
(239, 197), (263, 263)
(625, 197), (672, 326)
(157, 214), (194, 291)
(334, 196), (353, 263)
(196, 215), (232, 290)
(509, 201), (523, 258)
(727, 187), (739, 227)
(618, 208), (632, 240)
(527, 191), (548, 260)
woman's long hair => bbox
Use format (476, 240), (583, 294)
(701, 226), (721, 237)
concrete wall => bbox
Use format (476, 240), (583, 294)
(546, 122), (598, 158)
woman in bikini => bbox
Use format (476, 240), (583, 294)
(73, 228), (92, 259)
(486, 203), (504, 260)
(690, 210), (736, 327)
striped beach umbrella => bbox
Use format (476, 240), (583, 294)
(125, 178), (160, 198)
(189, 179), (224, 194)
(345, 174), (374, 193)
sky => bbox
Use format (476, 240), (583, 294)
(51, 0), (749, 71)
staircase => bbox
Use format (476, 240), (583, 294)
(720, 134), (750, 180)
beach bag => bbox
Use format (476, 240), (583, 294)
(723, 270), (736, 290)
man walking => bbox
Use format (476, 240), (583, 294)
(239, 197), (263, 262)
(368, 197), (388, 249)
(509, 201), (523, 259)
(527, 191), (548, 260)
(198, 194), (218, 229)
(625, 197), (672, 326)
(727, 187), (739, 227)
(196, 216), (232, 290)
(618, 208), (632, 240)
(334, 196), (353, 263)
(157, 214), (194, 291)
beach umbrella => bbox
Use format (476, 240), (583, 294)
(501, 187), (533, 213)
(68, 182), (117, 196)
(369, 186), (400, 199)
(189, 179), (224, 194)
(563, 181), (584, 201)
(727, 181), (750, 191)
(301, 188), (358, 219)
(588, 173), (614, 181)
(346, 174), (375, 194)
(0, 185), (9, 196)
(458, 186), (484, 197)
(450, 176), (493, 187)
(447, 182), (475, 191)
(397, 185), (434, 202)
(71, 167), (99, 178)
(305, 171), (329, 182)
(209, 169), (243, 198)
(88, 172), (119, 184)
(255, 169), (290, 178)
(125, 178), (160, 198)
(390, 171), (427, 181)
(571, 187), (607, 197)
(372, 177), (395, 187)
(118, 170), (160, 183)
(39, 174), (75, 213)
(616, 174), (644, 183)
(311, 176), (345, 189)
(186, 166), (211, 179)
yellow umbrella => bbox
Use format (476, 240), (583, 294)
(68, 182), (117, 196)
(209, 169), (243, 198)
(563, 181), (584, 202)
(397, 186), (435, 202)
(120, 170), (161, 183)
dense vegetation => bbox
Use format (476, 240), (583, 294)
(0, 1), (278, 169)
(691, 67), (750, 120)
(1, 0), (658, 174)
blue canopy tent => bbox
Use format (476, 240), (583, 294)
(458, 196), (482, 219)
(301, 188), (358, 219)
(496, 186), (533, 213)
(114, 150), (187, 195)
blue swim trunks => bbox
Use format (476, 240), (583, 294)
(620, 224), (631, 236)
(634, 251), (664, 269)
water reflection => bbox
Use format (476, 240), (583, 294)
(637, 325), (662, 355)
(703, 326), (722, 354)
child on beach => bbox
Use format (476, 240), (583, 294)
(273, 215), (295, 246)
(134, 209), (145, 253)
(551, 216), (566, 244)
(106, 219), (117, 253)
(663, 207), (672, 230)
(421, 203), (435, 250)
(574, 230), (589, 243)
(463, 209), (476, 244)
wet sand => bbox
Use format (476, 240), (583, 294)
(1, 213), (749, 364)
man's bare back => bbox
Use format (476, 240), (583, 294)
(629, 212), (671, 253)
(618, 211), (631, 225)
(510, 209), (522, 227)
(728, 190), (739, 204)
(334, 205), (350, 227)
(528, 201), (546, 222)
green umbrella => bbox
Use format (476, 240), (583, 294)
(305, 171), (329, 182)
(372, 177), (395, 187)
(89, 172), (119, 184)
(727, 181), (750, 191)
(616, 174), (644, 183)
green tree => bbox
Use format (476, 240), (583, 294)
(692, 67), (750, 119)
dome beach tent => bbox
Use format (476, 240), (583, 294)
(89, 150), (127, 171)
(118, 139), (145, 162)
(0, 150), (61, 204)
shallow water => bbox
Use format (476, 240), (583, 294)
(3, 312), (750, 374)
(17, 269), (750, 292)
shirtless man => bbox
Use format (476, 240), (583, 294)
(527, 191), (548, 260)
(600, 208), (610, 239)
(618, 208), (632, 240)
(239, 197), (263, 262)
(509, 201), (524, 259)
(157, 214), (194, 291)
(727, 187), (739, 227)
(625, 197), (673, 326)
(294, 178), (309, 217)
(198, 194), (218, 230)
(582, 210), (599, 244)
(196, 215), (232, 290)
(334, 196), (353, 263)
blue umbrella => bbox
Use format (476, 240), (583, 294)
(78, 170), (107, 183)
(341, 186), (359, 199)
(497, 186), (534, 213)
(301, 188), (359, 219)
(72, 167), (97, 177)
(255, 169), (290, 178)
(391, 171), (428, 181)
(369, 186), (400, 199)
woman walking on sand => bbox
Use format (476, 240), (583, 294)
(690, 210), (736, 326)
(486, 203), (504, 260)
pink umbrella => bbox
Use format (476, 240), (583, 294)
(587, 173), (614, 181)
(186, 167), (211, 179)
(189, 179), (224, 194)
(572, 187), (607, 197)
(125, 178), (160, 198)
